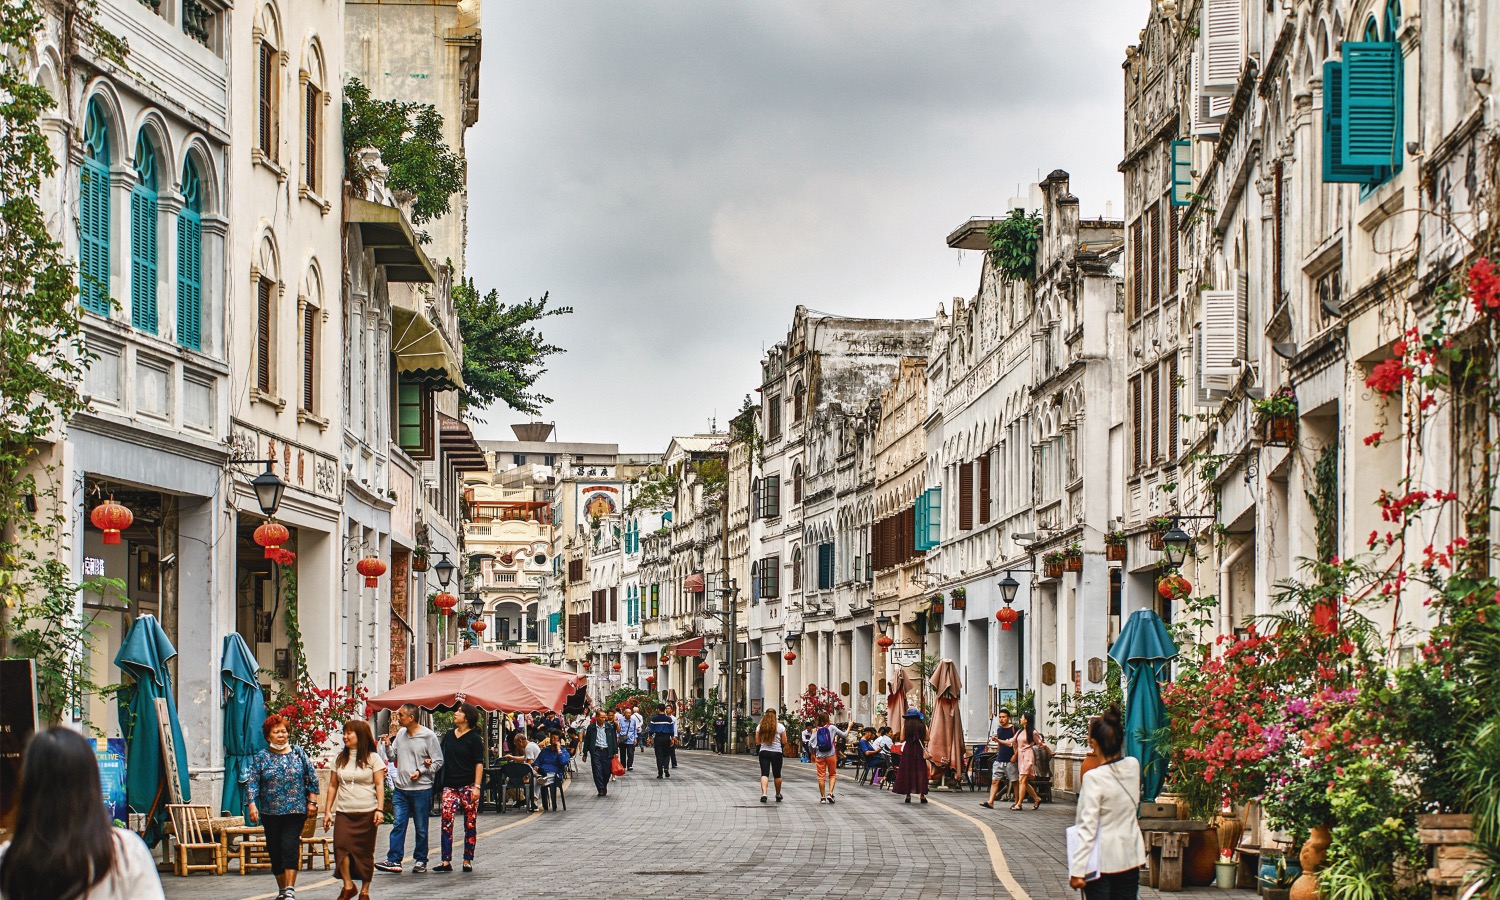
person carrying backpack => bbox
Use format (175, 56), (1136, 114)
(810, 712), (847, 804)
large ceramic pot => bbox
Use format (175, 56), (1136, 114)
(1184, 828), (1222, 887)
(1289, 825), (1332, 900)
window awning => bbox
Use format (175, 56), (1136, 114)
(438, 412), (488, 471)
(670, 636), (704, 656)
(392, 304), (464, 392)
(683, 573), (705, 593)
(344, 196), (438, 284)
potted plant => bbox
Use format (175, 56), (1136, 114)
(1105, 530), (1127, 562)
(1253, 387), (1298, 446)
(1063, 543), (1083, 572)
(1148, 517), (1174, 550)
(1257, 852), (1298, 900)
(412, 546), (429, 572)
(1042, 551), (1065, 578)
(1215, 849), (1237, 889)
(949, 587), (966, 611)
(930, 595), (945, 615)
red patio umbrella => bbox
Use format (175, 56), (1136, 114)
(367, 648), (586, 714)
(927, 659), (966, 776)
(887, 669), (915, 740)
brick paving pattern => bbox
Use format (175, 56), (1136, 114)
(162, 751), (1256, 900)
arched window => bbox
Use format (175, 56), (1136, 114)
(130, 132), (159, 334)
(750, 562), (759, 603)
(257, 6), (280, 159)
(1364, 16), (1381, 41)
(176, 160), (203, 350)
(791, 546), (802, 590)
(1384, 0), (1401, 40)
(792, 463), (803, 504)
(792, 380), (806, 422)
(78, 99), (111, 315)
(750, 477), (761, 519)
(302, 41), (323, 194)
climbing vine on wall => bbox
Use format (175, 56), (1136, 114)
(1306, 442), (1340, 564)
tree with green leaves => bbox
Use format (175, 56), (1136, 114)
(0, 0), (122, 723)
(452, 277), (570, 418)
(343, 78), (466, 238)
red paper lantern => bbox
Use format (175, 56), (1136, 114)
(1158, 574), (1192, 600)
(783, 650), (797, 663)
(698, 661), (710, 672)
(876, 634), (894, 653)
(996, 606), (1019, 631)
(646, 674), (656, 683)
(612, 662), (621, 671)
(90, 498), (133, 545)
(583, 661), (592, 671)
(661, 653), (672, 664)
(433, 592), (458, 615)
(254, 521), (290, 559)
(356, 556), (387, 587)
(472, 619), (487, 634)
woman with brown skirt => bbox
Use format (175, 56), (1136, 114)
(892, 710), (929, 804)
(323, 720), (386, 900)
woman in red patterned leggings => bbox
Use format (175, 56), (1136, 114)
(434, 704), (484, 873)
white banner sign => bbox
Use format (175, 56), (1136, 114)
(890, 648), (922, 667)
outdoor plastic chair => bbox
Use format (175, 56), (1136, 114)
(497, 761), (536, 813)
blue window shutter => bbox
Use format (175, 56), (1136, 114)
(924, 487), (942, 549)
(1322, 61), (1381, 184)
(79, 160), (111, 314)
(817, 543), (834, 590)
(1341, 42), (1402, 168)
(1169, 140), (1193, 206)
(176, 211), (202, 349)
(130, 187), (158, 333)
(914, 493), (928, 552)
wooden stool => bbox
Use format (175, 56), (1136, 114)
(300, 835), (333, 870)
(238, 837), (272, 875)
(1146, 831), (1193, 892)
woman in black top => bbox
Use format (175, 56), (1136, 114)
(434, 704), (485, 873)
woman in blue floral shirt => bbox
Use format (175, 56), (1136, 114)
(245, 714), (321, 900)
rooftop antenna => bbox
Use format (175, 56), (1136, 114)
(709, 412), (718, 433)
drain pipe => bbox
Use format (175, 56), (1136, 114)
(1218, 538), (1251, 638)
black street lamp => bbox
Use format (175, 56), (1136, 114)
(433, 551), (456, 588)
(468, 596), (484, 618)
(875, 614), (892, 635)
(1160, 524), (1194, 569)
(238, 460), (285, 517)
(998, 573), (1020, 605)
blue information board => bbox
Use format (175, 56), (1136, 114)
(91, 737), (128, 827)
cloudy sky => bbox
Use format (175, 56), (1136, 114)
(466, 0), (1151, 451)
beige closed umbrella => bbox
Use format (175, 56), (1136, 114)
(927, 659), (966, 779)
(887, 669), (915, 740)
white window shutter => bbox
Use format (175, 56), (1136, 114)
(1201, 271), (1247, 376)
(1202, 0), (1244, 94)
(1194, 324), (1234, 407)
(1190, 52), (1229, 137)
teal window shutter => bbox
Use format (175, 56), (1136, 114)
(176, 161), (202, 350)
(79, 100), (111, 315)
(1321, 60), (1381, 184)
(1169, 140), (1193, 206)
(130, 134), (159, 334)
(817, 543), (834, 590)
(914, 492), (927, 552)
(1341, 41), (1402, 169)
(924, 487), (942, 549)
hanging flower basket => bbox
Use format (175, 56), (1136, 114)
(1042, 551), (1065, 578)
(1261, 414), (1298, 447)
(412, 548), (429, 572)
(1105, 531), (1127, 561)
(1063, 546), (1083, 572)
(930, 598), (945, 615)
(1148, 519), (1173, 551)
(950, 587), (966, 611)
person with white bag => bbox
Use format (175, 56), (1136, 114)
(1067, 706), (1147, 898)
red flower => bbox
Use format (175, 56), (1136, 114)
(1363, 431), (1383, 446)
(1469, 258), (1500, 317)
(1366, 357), (1415, 396)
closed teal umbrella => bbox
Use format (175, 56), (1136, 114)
(221, 633), (267, 817)
(1107, 608), (1178, 803)
(115, 614), (191, 846)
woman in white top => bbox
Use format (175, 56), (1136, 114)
(0, 728), (165, 900)
(323, 719), (386, 900)
(754, 708), (789, 804)
(1068, 706), (1147, 898)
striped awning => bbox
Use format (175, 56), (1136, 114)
(670, 636), (704, 656)
(683, 572), (705, 593)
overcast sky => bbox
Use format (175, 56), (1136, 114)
(466, 0), (1151, 452)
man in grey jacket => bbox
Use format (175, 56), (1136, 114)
(376, 704), (444, 874)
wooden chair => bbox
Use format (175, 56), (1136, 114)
(166, 804), (227, 876)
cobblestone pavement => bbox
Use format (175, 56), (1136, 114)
(162, 751), (1256, 900)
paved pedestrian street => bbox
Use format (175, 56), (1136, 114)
(163, 753), (1254, 900)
